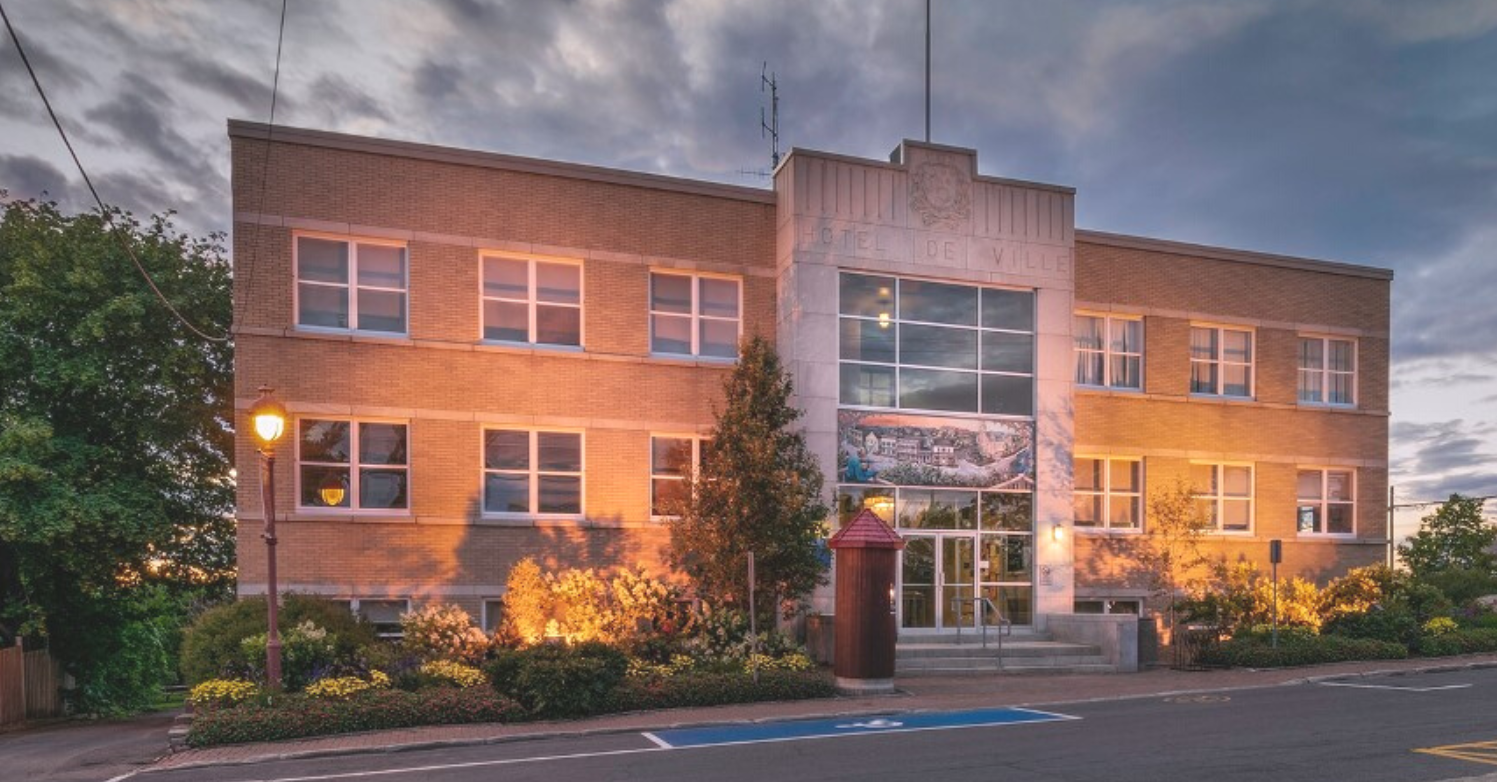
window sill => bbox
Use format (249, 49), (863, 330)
(1297, 401), (1358, 411)
(646, 353), (739, 367)
(477, 340), (585, 356)
(292, 327), (413, 346)
(1188, 393), (1256, 403)
(1296, 532), (1358, 541)
(1074, 527), (1143, 536)
(286, 511), (413, 523)
(1075, 385), (1143, 394)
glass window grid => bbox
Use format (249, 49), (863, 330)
(839, 274), (1035, 417)
(1073, 457), (1143, 531)
(1075, 314), (1143, 390)
(650, 435), (709, 519)
(1298, 336), (1356, 406)
(339, 598), (409, 639)
(480, 254), (583, 347)
(482, 429), (584, 517)
(649, 272), (742, 358)
(295, 235), (408, 334)
(295, 418), (410, 512)
(1189, 325), (1253, 398)
(1191, 462), (1254, 532)
(838, 484), (1032, 533)
(1297, 468), (1356, 536)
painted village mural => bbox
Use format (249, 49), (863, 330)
(837, 410), (1034, 490)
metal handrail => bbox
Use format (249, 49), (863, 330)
(950, 596), (1011, 651)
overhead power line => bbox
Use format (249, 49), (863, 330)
(233, 0), (288, 336)
(0, 1), (229, 343)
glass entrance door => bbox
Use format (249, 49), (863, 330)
(901, 533), (977, 632)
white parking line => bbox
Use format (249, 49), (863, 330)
(1318, 681), (1471, 692)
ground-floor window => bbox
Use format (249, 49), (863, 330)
(1074, 599), (1141, 615)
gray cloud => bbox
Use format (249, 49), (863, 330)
(0, 154), (78, 207)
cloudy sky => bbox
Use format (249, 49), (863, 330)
(2, 0), (1494, 534)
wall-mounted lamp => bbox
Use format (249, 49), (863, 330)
(1051, 522), (1065, 542)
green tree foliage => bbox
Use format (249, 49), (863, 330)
(0, 198), (233, 711)
(1135, 477), (1212, 629)
(667, 336), (829, 624)
(1398, 494), (1496, 580)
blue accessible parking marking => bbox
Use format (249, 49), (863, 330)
(643, 706), (1077, 749)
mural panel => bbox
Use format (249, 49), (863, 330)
(837, 410), (1033, 490)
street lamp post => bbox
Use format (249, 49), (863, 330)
(249, 386), (288, 689)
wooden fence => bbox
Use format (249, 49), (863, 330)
(0, 643), (66, 726)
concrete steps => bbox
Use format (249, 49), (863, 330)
(895, 634), (1111, 676)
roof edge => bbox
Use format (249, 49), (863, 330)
(227, 120), (777, 205)
(781, 145), (1076, 196)
(1075, 229), (1394, 281)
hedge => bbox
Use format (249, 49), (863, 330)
(1199, 633), (1407, 668)
(606, 670), (838, 712)
(1416, 628), (1497, 657)
(187, 687), (523, 747)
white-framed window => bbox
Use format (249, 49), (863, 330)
(1297, 468), (1355, 535)
(332, 598), (410, 639)
(482, 429), (584, 516)
(649, 272), (741, 359)
(1074, 599), (1141, 615)
(1073, 457), (1142, 531)
(1298, 336), (1356, 406)
(1191, 462), (1253, 532)
(650, 435), (710, 518)
(296, 419), (409, 511)
(1190, 325), (1253, 398)
(838, 272), (1036, 417)
(480, 253), (582, 347)
(1074, 315), (1142, 390)
(480, 598), (505, 634)
(295, 234), (407, 334)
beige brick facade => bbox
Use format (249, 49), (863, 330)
(230, 122), (1392, 624)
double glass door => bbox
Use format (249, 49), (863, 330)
(900, 532), (1033, 631)
(900, 533), (974, 631)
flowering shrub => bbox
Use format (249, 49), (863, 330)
(188, 679), (259, 708)
(1422, 616), (1459, 636)
(187, 687), (525, 747)
(419, 660), (486, 688)
(238, 620), (340, 691)
(400, 604), (490, 663)
(304, 671), (392, 699)
(500, 559), (680, 646)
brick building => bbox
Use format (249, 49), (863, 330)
(230, 120), (1392, 635)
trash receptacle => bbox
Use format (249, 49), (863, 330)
(827, 509), (904, 694)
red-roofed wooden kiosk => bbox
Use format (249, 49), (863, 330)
(827, 508), (905, 693)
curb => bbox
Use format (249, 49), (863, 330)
(146, 656), (1497, 775)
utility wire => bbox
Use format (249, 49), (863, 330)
(1392, 494), (1496, 510)
(0, 1), (229, 343)
(233, 0), (288, 336)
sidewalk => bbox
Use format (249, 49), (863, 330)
(148, 653), (1497, 773)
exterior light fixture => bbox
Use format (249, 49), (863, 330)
(248, 385), (288, 689)
(866, 495), (895, 520)
(877, 312), (891, 329)
(1052, 522), (1065, 542)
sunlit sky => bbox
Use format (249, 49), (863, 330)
(3, 0), (1495, 538)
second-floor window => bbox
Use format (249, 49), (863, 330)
(1191, 462), (1253, 532)
(483, 429), (583, 516)
(1075, 315), (1142, 390)
(650, 272), (741, 359)
(481, 255), (582, 347)
(1073, 457), (1142, 530)
(1298, 336), (1355, 405)
(296, 235), (407, 334)
(297, 419), (409, 510)
(1190, 326), (1253, 398)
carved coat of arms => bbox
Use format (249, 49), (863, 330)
(909, 160), (971, 231)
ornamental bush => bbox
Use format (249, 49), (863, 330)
(187, 678), (259, 708)
(1198, 632), (1406, 668)
(186, 687), (525, 747)
(180, 595), (376, 685)
(1416, 628), (1497, 657)
(239, 620), (339, 691)
(486, 641), (629, 718)
(400, 604), (490, 664)
(606, 669), (837, 712)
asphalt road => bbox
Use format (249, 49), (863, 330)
(137, 668), (1497, 782)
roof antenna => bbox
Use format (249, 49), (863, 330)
(925, 0), (931, 142)
(761, 62), (781, 169)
